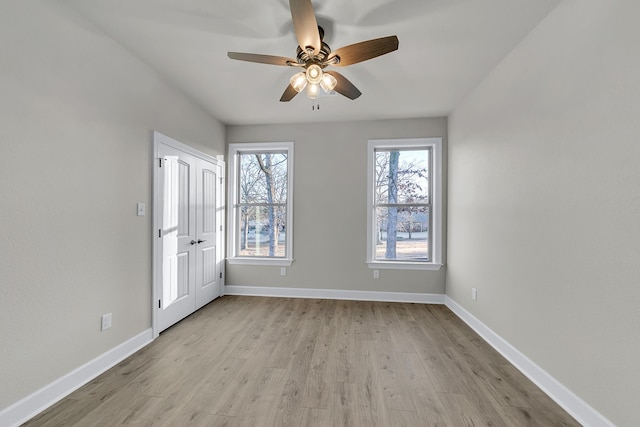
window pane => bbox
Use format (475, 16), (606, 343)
(239, 152), (287, 204)
(238, 205), (287, 257)
(374, 206), (429, 261)
(374, 149), (429, 204)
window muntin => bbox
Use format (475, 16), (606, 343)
(228, 143), (293, 265)
(367, 138), (442, 270)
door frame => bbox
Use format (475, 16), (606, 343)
(152, 131), (225, 338)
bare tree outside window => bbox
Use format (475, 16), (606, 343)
(238, 152), (288, 257)
(374, 148), (430, 261)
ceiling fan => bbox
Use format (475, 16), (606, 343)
(227, 0), (399, 102)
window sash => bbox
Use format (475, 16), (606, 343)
(366, 138), (442, 270)
(235, 205), (287, 258)
(373, 205), (432, 262)
(373, 147), (432, 263)
(373, 147), (431, 207)
(228, 142), (294, 264)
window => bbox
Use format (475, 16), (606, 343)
(228, 142), (293, 265)
(367, 138), (442, 270)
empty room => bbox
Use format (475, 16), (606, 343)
(1, 1), (638, 426)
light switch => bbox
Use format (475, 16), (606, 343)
(137, 203), (145, 216)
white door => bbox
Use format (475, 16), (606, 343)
(156, 139), (224, 333)
(195, 158), (222, 309)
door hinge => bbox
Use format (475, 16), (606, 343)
(220, 225), (223, 232)
(220, 272), (223, 279)
(158, 229), (162, 238)
(159, 158), (162, 168)
(158, 299), (161, 308)
(219, 177), (223, 185)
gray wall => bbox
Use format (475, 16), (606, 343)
(447, 1), (640, 425)
(226, 118), (447, 295)
(0, 1), (225, 409)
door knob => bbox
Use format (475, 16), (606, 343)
(197, 239), (206, 244)
(190, 240), (197, 245)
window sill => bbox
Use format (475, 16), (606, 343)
(227, 258), (294, 267)
(367, 261), (443, 271)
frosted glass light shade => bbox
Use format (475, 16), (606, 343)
(320, 73), (337, 93)
(290, 72), (307, 92)
(306, 64), (323, 85)
(307, 83), (320, 99)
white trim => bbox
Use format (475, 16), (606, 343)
(367, 261), (442, 271)
(227, 258), (294, 267)
(225, 285), (445, 304)
(153, 130), (221, 163)
(366, 138), (443, 268)
(0, 329), (153, 427)
(227, 142), (294, 264)
(444, 297), (615, 427)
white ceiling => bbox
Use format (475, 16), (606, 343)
(66, 0), (560, 125)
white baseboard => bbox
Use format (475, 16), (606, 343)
(444, 297), (614, 427)
(0, 328), (154, 427)
(224, 285), (446, 304)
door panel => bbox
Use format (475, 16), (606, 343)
(195, 159), (221, 308)
(163, 252), (189, 304)
(201, 247), (217, 288)
(162, 157), (193, 308)
(158, 148), (197, 332)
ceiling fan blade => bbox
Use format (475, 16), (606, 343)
(280, 84), (299, 102)
(325, 71), (361, 100)
(328, 35), (399, 66)
(289, 0), (321, 54)
(228, 52), (298, 66)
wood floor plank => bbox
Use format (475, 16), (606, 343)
(234, 367), (289, 427)
(398, 352), (455, 426)
(371, 341), (416, 412)
(330, 382), (378, 427)
(23, 296), (580, 427)
(300, 321), (335, 409)
(297, 407), (331, 427)
(174, 357), (247, 423)
(274, 315), (321, 426)
(24, 397), (102, 427)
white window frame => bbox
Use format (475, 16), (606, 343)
(366, 138), (443, 271)
(227, 142), (294, 266)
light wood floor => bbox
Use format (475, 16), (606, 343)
(25, 296), (580, 426)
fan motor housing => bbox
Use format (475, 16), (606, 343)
(296, 41), (332, 66)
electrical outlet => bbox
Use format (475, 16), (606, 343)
(101, 313), (112, 331)
(472, 288), (478, 301)
(280, 267), (287, 276)
(373, 270), (380, 279)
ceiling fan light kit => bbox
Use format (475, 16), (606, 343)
(306, 64), (323, 85)
(320, 73), (337, 93)
(290, 72), (308, 92)
(227, 0), (399, 104)
(307, 82), (320, 100)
